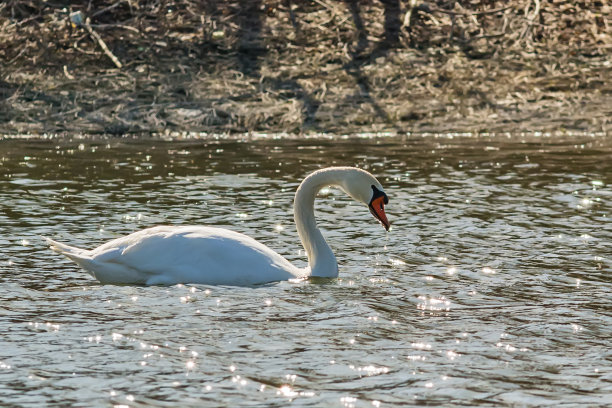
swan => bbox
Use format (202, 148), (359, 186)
(45, 167), (390, 286)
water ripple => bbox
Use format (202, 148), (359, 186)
(0, 134), (610, 406)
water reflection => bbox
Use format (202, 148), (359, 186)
(0, 134), (610, 406)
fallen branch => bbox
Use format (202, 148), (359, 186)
(70, 11), (123, 69)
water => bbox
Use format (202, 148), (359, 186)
(0, 134), (611, 407)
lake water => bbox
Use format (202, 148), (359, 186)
(0, 133), (610, 407)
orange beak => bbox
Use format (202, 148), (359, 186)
(369, 195), (390, 231)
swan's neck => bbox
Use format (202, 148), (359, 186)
(294, 168), (349, 278)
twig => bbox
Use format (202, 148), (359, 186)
(455, 33), (506, 43)
(84, 17), (123, 68)
(313, 0), (336, 13)
(402, 0), (419, 28)
(8, 46), (27, 64)
(431, 6), (512, 17)
(89, 23), (140, 34)
(521, 0), (541, 41)
(526, 0), (541, 23)
(70, 11), (123, 68)
(91, 1), (126, 18)
(63, 65), (75, 80)
(17, 13), (43, 26)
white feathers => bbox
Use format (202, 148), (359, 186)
(46, 167), (388, 286)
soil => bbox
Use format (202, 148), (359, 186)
(1, 1), (610, 136)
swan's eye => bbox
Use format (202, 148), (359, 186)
(370, 185), (388, 206)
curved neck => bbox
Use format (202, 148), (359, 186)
(294, 168), (350, 278)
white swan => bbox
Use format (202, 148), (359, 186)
(45, 167), (390, 286)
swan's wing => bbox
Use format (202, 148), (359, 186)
(44, 236), (149, 284)
(88, 226), (298, 285)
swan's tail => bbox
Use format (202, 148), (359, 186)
(43, 236), (92, 263)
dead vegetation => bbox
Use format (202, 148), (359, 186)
(1, 1), (610, 135)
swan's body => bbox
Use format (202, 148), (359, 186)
(46, 226), (301, 286)
(46, 167), (390, 286)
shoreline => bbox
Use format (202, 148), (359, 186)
(1, 1), (610, 135)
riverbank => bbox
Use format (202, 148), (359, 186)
(1, 1), (610, 135)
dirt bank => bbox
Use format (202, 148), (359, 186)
(1, 1), (610, 135)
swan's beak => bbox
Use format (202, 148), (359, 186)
(369, 195), (390, 231)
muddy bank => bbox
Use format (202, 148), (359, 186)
(1, 1), (610, 135)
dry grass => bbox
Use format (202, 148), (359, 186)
(1, 0), (610, 135)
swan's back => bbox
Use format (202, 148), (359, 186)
(50, 226), (301, 286)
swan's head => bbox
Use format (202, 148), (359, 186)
(339, 168), (390, 231)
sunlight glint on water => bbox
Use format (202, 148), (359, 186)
(0, 134), (610, 406)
